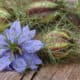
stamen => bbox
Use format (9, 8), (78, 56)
(10, 44), (22, 55)
(13, 47), (22, 55)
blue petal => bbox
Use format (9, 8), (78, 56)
(4, 21), (21, 43)
(11, 55), (27, 73)
(29, 30), (36, 39)
(10, 21), (21, 34)
(18, 26), (29, 44)
(18, 26), (36, 44)
(0, 52), (11, 71)
(23, 25), (30, 32)
(4, 28), (15, 43)
(22, 25), (36, 39)
(4, 65), (13, 71)
(4, 29), (10, 39)
(0, 49), (8, 56)
(22, 53), (42, 69)
(23, 40), (43, 53)
(10, 21), (21, 38)
(30, 65), (38, 70)
(0, 34), (8, 47)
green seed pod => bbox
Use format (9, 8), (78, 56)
(0, 8), (10, 21)
(27, 1), (58, 15)
(28, 1), (57, 9)
(43, 29), (72, 58)
(0, 8), (10, 32)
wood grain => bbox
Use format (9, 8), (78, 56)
(0, 71), (22, 80)
(33, 64), (58, 80)
(52, 64), (75, 80)
(68, 64), (80, 80)
(22, 71), (35, 80)
(32, 63), (80, 80)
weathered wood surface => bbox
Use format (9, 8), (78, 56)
(0, 71), (22, 80)
(0, 62), (80, 80)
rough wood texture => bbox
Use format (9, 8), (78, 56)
(21, 63), (80, 80)
(33, 65), (58, 80)
(0, 61), (80, 80)
(51, 64), (75, 80)
(68, 64), (80, 80)
(0, 71), (22, 80)
(22, 71), (35, 80)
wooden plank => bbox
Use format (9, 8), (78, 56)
(32, 64), (58, 80)
(32, 63), (76, 80)
(0, 71), (22, 80)
(52, 64), (75, 80)
(68, 64), (80, 80)
(23, 71), (35, 80)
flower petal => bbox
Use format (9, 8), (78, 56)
(23, 25), (36, 39)
(0, 53), (11, 71)
(29, 30), (36, 39)
(0, 34), (8, 47)
(30, 65), (38, 70)
(4, 28), (16, 43)
(23, 25), (30, 32)
(18, 26), (36, 44)
(22, 53), (42, 70)
(10, 21), (21, 37)
(4, 29), (9, 38)
(4, 21), (21, 43)
(4, 65), (13, 71)
(23, 40), (43, 53)
(0, 49), (8, 56)
(11, 55), (27, 73)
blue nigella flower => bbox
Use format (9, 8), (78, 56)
(0, 21), (43, 73)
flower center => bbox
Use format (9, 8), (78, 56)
(9, 44), (22, 55)
(13, 47), (22, 55)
